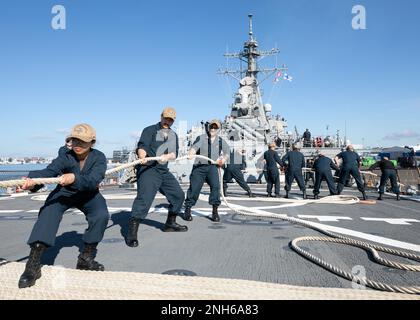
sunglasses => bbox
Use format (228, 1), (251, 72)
(71, 138), (91, 148)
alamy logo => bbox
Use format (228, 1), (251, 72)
(51, 5), (66, 30)
(352, 5), (367, 30)
(156, 129), (177, 157)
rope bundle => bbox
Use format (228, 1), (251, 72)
(0, 155), (208, 189)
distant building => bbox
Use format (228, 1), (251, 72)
(112, 147), (130, 163)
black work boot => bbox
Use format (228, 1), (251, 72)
(18, 242), (47, 289)
(362, 192), (368, 201)
(396, 193), (400, 201)
(163, 213), (188, 232)
(211, 205), (220, 222)
(267, 193), (272, 198)
(336, 188), (342, 196)
(247, 190), (255, 198)
(77, 243), (105, 271)
(377, 194), (383, 201)
(284, 191), (289, 199)
(125, 217), (141, 248)
(183, 207), (193, 221)
(303, 190), (307, 200)
(314, 194), (320, 200)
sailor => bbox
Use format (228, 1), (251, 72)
(183, 119), (230, 222)
(304, 158), (315, 188)
(369, 156), (400, 201)
(313, 151), (340, 199)
(263, 142), (284, 197)
(58, 137), (73, 156)
(223, 141), (254, 198)
(19, 124), (110, 288)
(282, 143), (307, 199)
(256, 157), (268, 184)
(126, 107), (187, 248)
(302, 129), (311, 147)
(334, 145), (367, 200)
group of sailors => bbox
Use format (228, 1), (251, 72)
(301, 128), (333, 148)
(261, 143), (401, 202)
(16, 107), (401, 289)
(16, 107), (249, 289)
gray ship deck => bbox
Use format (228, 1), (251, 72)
(1, 184), (419, 293)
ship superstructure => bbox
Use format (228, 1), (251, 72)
(169, 15), (346, 183)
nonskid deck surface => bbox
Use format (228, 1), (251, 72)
(0, 184), (419, 291)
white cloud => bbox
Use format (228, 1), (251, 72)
(383, 130), (420, 141)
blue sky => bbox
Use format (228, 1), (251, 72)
(1, 0), (419, 157)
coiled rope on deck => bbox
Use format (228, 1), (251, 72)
(213, 158), (420, 295)
(220, 195), (420, 294)
(1, 155), (419, 294)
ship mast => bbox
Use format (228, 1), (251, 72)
(218, 14), (286, 81)
(246, 14), (258, 77)
(217, 14), (288, 132)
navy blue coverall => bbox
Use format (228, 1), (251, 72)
(256, 156), (268, 184)
(336, 151), (365, 195)
(263, 149), (284, 196)
(58, 145), (70, 156)
(185, 134), (230, 208)
(282, 150), (306, 192)
(131, 122), (185, 220)
(27, 149), (110, 247)
(223, 149), (251, 194)
(369, 160), (400, 195)
(313, 155), (339, 196)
